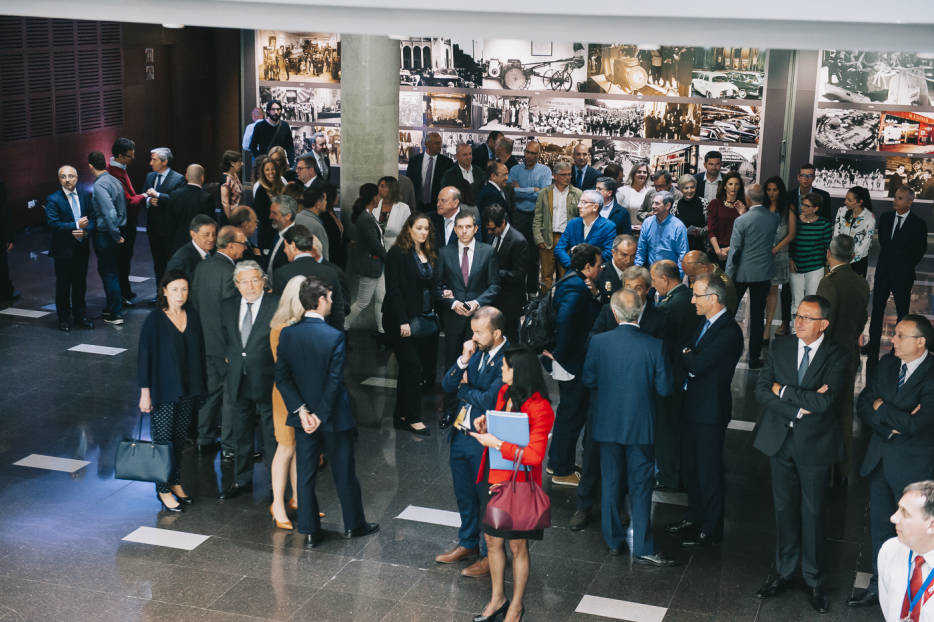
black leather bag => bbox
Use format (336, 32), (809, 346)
(115, 411), (174, 484)
(409, 313), (439, 338)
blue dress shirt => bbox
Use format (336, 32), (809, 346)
(508, 163), (552, 213)
(635, 214), (689, 271)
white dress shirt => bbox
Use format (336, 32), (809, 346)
(777, 334), (825, 421)
(238, 293), (264, 332)
(192, 240), (209, 260)
(583, 217), (596, 240)
(453, 239), (477, 309)
(269, 223), (294, 264)
(455, 338), (508, 429)
(552, 186), (569, 233)
(495, 223), (511, 251)
(459, 165), (474, 185)
(703, 173), (722, 202)
(892, 211), (909, 238)
(443, 216), (456, 245)
(600, 200), (616, 220)
(63, 188), (81, 223)
(878, 537), (934, 622)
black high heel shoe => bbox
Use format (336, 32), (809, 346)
(157, 492), (183, 513)
(473, 600), (509, 622)
(393, 419), (431, 437)
(173, 491), (193, 505)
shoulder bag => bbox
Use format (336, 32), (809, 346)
(482, 449), (551, 532)
(115, 411), (174, 483)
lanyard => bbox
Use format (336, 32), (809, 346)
(906, 551), (934, 616)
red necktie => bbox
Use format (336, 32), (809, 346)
(901, 554), (927, 622)
(461, 246), (470, 284)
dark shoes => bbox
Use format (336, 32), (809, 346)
(756, 574), (794, 599)
(748, 358), (764, 370)
(665, 519), (696, 535)
(220, 451), (235, 463)
(76, 317), (94, 329)
(680, 531), (721, 548)
(59, 321), (71, 332)
(252, 450), (264, 463)
(218, 482), (252, 500)
(846, 587), (878, 608)
(343, 522), (379, 539)
(608, 546), (626, 556)
(808, 587), (829, 614)
(635, 553), (679, 567)
(569, 508), (592, 531)
(101, 313), (124, 325)
(156, 492), (183, 513)
(393, 419), (431, 437)
(472, 599), (509, 622)
(304, 532), (325, 548)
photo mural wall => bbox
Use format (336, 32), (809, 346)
(255, 32), (765, 185)
(812, 50), (934, 201)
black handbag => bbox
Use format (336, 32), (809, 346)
(115, 411), (174, 484)
(409, 313), (439, 338)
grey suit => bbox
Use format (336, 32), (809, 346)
(294, 209), (330, 261)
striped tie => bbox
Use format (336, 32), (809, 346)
(897, 363), (908, 390)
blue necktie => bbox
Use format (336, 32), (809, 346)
(695, 320), (711, 346)
(897, 363), (908, 390)
(797, 345), (811, 384)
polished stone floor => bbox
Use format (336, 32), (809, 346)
(1, 230), (930, 622)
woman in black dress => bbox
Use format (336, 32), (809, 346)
(138, 269), (205, 512)
(253, 156), (284, 253)
(672, 173), (709, 252)
(321, 184), (347, 270)
(382, 212), (438, 436)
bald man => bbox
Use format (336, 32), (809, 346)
(45, 165), (93, 330)
(406, 131), (454, 212)
(169, 163), (214, 251)
(682, 250), (738, 316)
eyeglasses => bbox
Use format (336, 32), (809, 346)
(798, 173), (815, 179)
(237, 278), (264, 286)
(692, 292), (716, 298)
(228, 241), (247, 247)
(794, 313), (825, 322)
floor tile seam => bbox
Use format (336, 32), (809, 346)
(0, 571), (146, 602)
(317, 555), (359, 592)
(663, 552), (692, 610)
(204, 574), (251, 610)
(98, 479), (134, 502)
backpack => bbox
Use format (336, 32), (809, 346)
(518, 273), (573, 352)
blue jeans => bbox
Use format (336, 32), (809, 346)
(94, 236), (122, 315)
(450, 432), (487, 554)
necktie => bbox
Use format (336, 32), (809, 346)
(240, 301), (253, 347)
(461, 246), (470, 284)
(695, 320), (711, 346)
(894, 214), (904, 237)
(494, 235), (502, 252)
(797, 345), (811, 384)
(423, 156), (434, 204)
(67, 192), (80, 222)
(900, 554), (927, 622)
(154, 173), (163, 191)
(898, 363), (908, 389)
(576, 168), (583, 187)
(478, 351), (487, 370)
(318, 154), (329, 179)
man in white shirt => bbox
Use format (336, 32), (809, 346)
(877, 480), (934, 621)
(696, 151), (723, 203)
(267, 195), (298, 273)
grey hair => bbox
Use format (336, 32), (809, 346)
(695, 274), (727, 305)
(896, 185), (917, 200)
(613, 233), (636, 250)
(829, 234), (855, 263)
(610, 288), (643, 324)
(233, 260), (266, 282)
(621, 265), (651, 289)
(653, 190), (674, 207)
(271, 194), (299, 220)
(596, 176), (618, 194)
(581, 189), (604, 208)
(311, 131), (327, 143)
(677, 173), (696, 188)
(151, 147), (172, 163)
(903, 480), (934, 519)
(553, 160), (572, 174)
(311, 234), (323, 257)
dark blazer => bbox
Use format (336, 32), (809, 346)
(571, 165), (600, 191)
(753, 335), (848, 465)
(440, 342), (508, 433)
(273, 255), (346, 330)
(472, 143), (495, 171)
(875, 209), (928, 283)
(681, 311), (744, 425)
(595, 263), (623, 304)
(603, 201), (633, 236)
(191, 252), (237, 358)
(144, 169), (185, 243)
(440, 165), (486, 207)
(137, 308), (205, 405)
(789, 184), (832, 222)
(589, 296), (665, 342)
(858, 353), (934, 481)
(476, 181), (511, 212)
(168, 184), (214, 251)
(274, 316), (354, 431)
(143, 169), (186, 205)
(554, 216), (616, 268)
(694, 172), (720, 200)
(816, 264), (869, 360)
(583, 324), (671, 445)
(657, 283), (703, 383)
(429, 212), (456, 251)
(221, 293), (278, 403)
(433, 241), (500, 307)
(406, 152), (454, 210)
(349, 210), (386, 279)
(45, 189), (92, 259)
(493, 225), (529, 307)
(166, 241), (209, 282)
(382, 245), (436, 334)
(553, 271), (603, 375)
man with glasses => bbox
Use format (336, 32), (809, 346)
(553, 188), (616, 272)
(634, 191), (688, 273)
(533, 161), (581, 289)
(753, 295), (848, 614)
(248, 100), (295, 167)
(510, 140), (552, 289)
(790, 163), (832, 222)
(165, 214), (217, 282)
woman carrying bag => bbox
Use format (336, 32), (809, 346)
(470, 346), (555, 622)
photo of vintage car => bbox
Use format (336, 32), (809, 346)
(726, 71), (764, 99)
(690, 71), (740, 98)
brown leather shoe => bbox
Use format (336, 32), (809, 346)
(461, 556), (490, 577)
(435, 546), (478, 564)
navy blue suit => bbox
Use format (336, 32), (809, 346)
(554, 216), (616, 268)
(274, 316), (366, 535)
(571, 165), (600, 191)
(583, 324), (671, 554)
(45, 189), (92, 322)
(602, 201), (632, 236)
(440, 342), (507, 552)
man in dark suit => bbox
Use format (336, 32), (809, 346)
(274, 224), (345, 330)
(406, 132), (454, 212)
(274, 277), (378, 547)
(191, 226), (245, 455)
(682, 250), (739, 316)
(165, 214), (217, 282)
(472, 131), (502, 171)
(310, 131), (332, 181)
(168, 164), (213, 252)
(45, 165), (93, 331)
(694, 150), (722, 203)
(789, 163), (832, 222)
(753, 295), (848, 614)
(583, 288), (677, 565)
(435, 306), (508, 577)
(143, 147), (186, 288)
(433, 210), (500, 422)
(587, 265), (664, 341)
(667, 275), (743, 548)
(266, 195), (299, 275)
(865, 186), (928, 357)
(816, 235), (869, 481)
(476, 162), (512, 214)
(219, 260), (278, 499)
(571, 142), (600, 191)
(847, 315), (934, 609)
(594, 234), (635, 304)
(594, 177), (632, 236)
(430, 186), (461, 251)
(484, 203), (528, 341)
(440, 143), (486, 210)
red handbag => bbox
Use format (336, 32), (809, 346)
(483, 449), (552, 532)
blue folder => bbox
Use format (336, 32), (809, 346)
(487, 410), (529, 471)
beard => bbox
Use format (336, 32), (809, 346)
(268, 113), (281, 123)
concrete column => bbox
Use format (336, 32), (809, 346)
(339, 34), (400, 214)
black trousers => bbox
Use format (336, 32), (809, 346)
(868, 270), (913, 351)
(655, 391), (683, 488)
(682, 421), (726, 539)
(229, 394), (275, 486)
(53, 248), (90, 322)
(150, 232), (172, 287)
(196, 356), (226, 446)
(295, 427), (366, 535)
(392, 333), (436, 424)
(769, 434), (831, 588)
(440, 310), (471, 415)
(735, 280), (770, 361)
(118, 218), (137, 298)
(150, 397), (197, 494)
(0, 244), (13, 298)
(510, 210), (537, 293)
(548, 377), (590, 476)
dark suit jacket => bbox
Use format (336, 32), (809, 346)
(753, 335), (848, 465)
(472, 143), (495, 171)
(476, 181), (511, 212)
(681, 312), (744, 425)
(137, 308), (205, 405)
(45, 189), (92, 259)
(433, 241), (500, 307)
(595, 263), (623, 305)
(553, 272), (603, 375)
(221, 293), (278, 403)
(789, 184), (832, 222)
(168, 184), (214, 251)
(440, 342), (508, 434)
(493, 225), (529, 310)
(144, 169), (185, 241)
(656, 283), (702, 383)
(858, 352), (934, 482)
(191, 252), (237, 358)
(406, 152), (454, 210)
(349, 210), (386, 279)
(165, 241), (209, 282)
(382, 245), (436, 334)
(273, 255), (346, 330)
(440, 165), (486, 207)
(583, 324), (671, 444)
(816, 264), (869, 361)
(604, 201), (632, 236)
(429, 213), (456, 251)
(274, 316), (354, 431)
(694, 172), (720, 200)
(875, 209), (928, 282)
(571, 165), (600, 191)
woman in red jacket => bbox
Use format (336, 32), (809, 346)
(471, 346), (555, 622)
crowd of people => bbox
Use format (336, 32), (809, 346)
(34, 113), (934, 621)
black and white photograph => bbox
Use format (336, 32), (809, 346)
(590, 139), (649, 176)
(814, 154), (887, 198)
(818, 49), (934, 105)
(398, 37), (477, 88)
(586, 45), (693, 96)
(878, 111), (934, 154)
(582, 99), (645, 138)
(884, 156), (934, 199)
(474, 39), (587, 92)
(700, 104), (760, 144)
(292, 126), (342, 165)
(439, 131), (485, 159)
(399, 91), (426, 127)
(526, 96), (587, 135)
(257, 31), (340, 83)
(699, 144), (758, 186)
(426, 92), (470, 128)
(528, 136), (590, 168)
(691, 47), (766, 99)
(259, 86), (341, 125)
(814, 109), (881, 152)
(399, 129), (424, 165)
(650, 143), (699, 179)
(471, 94), (532, 131)
(644, 102), (701, 141)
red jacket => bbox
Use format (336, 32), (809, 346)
(106, 164), (146, 212)
(478, 386), (555, 486)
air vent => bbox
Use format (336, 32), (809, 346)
(0, 53), (25, 97)
(54, 92), (78, 134)
(2, 99), (27, 141)
(0, 17), (24, 50)
(101, 48), (120, 86)
(80, 90), (101, 130)
(25, 18), (49, 48)
(76, 21), (97, 46)
(77, 49), (99, 85)
(102, 89), (122, 126)
(30, 96), (52, 137)
(53, 50), (76, 90)
(100, 22), (120, 45)
(51, 19), (74, 47)
(27, 51), (51, 93)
